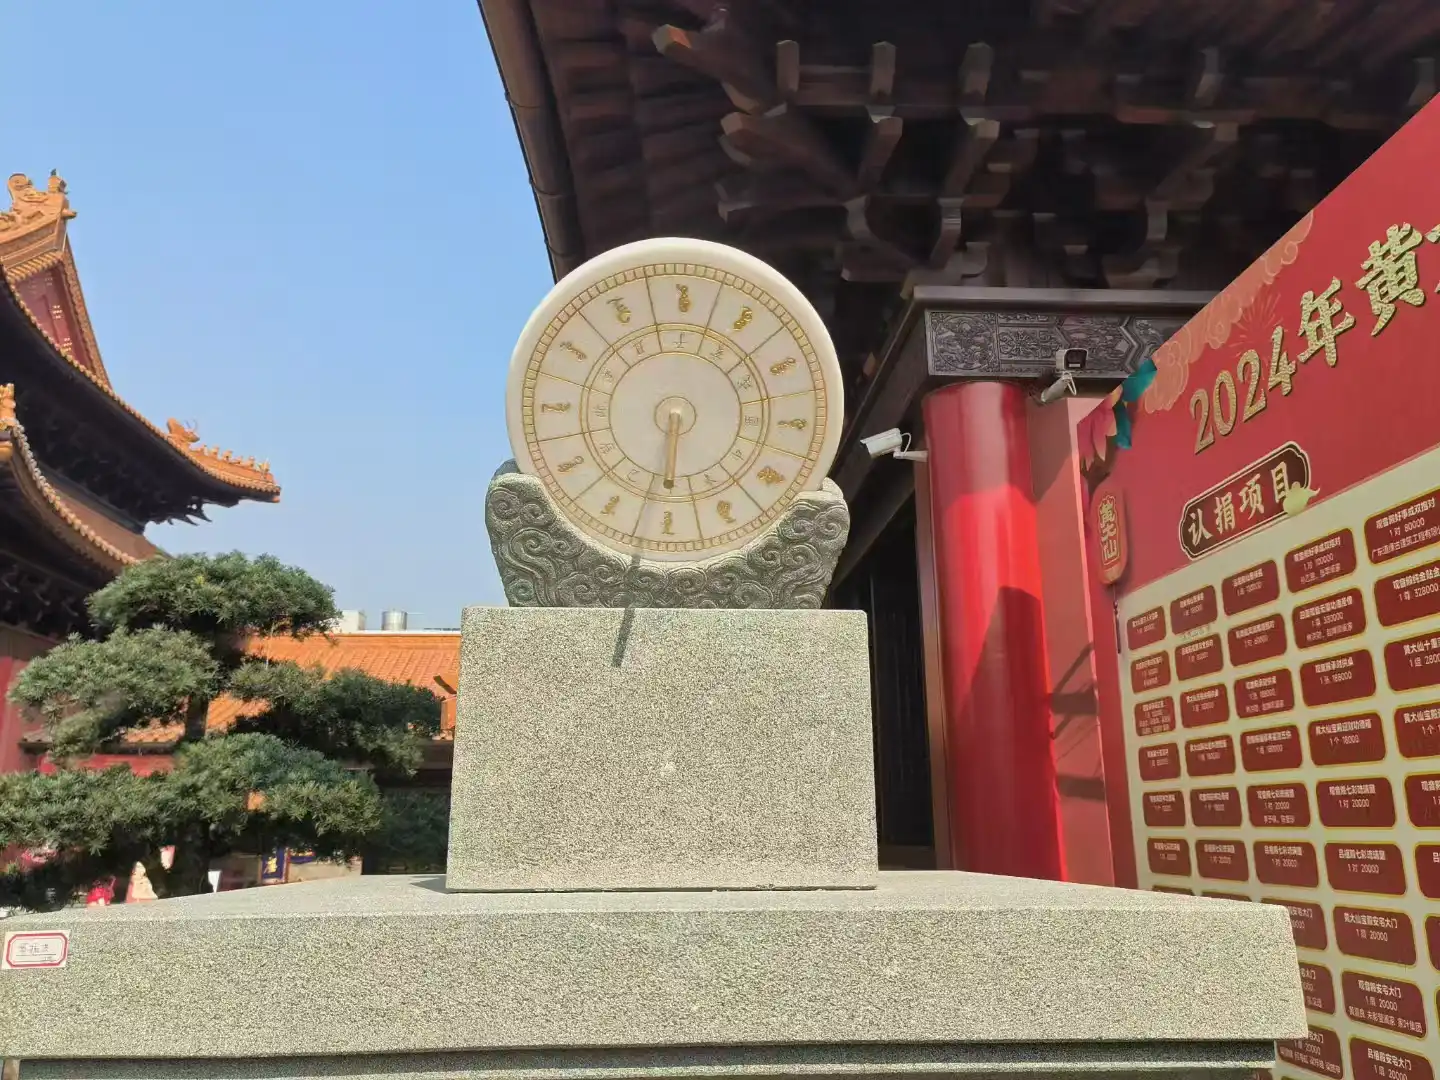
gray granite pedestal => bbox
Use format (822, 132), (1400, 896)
(0, 606), (1306, 1079)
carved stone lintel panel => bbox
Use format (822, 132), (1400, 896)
(485, 462), (850, 610)
(926, 310), (1188, 379)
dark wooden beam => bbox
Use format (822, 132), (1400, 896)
(775, 39), (799, 98)
(653, 8), (777, 113)
(857, 114), (904, 191)
(844, 196), (918, 273)
(715, 173), (838, 221)
(740, 217), (840, 253)
(1152, 120), (1239, 206)
(1362, 4), (1440, 73)
(642, 124), (724, 165)
(1409, 56), (1437, 112)
(940, 117), (1000, 197)
(1102, 200), (1180, 288)
(868, 41), (897, 116)
(928, 201), (966, 268)
(647, 155), (731, 203)
(959, 42), (994, 106)
(1187, 48), (1224, 108)
(721, 105), (855, 194)
(633, 90), (730, 133)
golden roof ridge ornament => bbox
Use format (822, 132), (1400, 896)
(0, 172), (75, 238)
(165, 418), (275, 486)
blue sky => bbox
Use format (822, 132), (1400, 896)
(7, 2), (551, 625)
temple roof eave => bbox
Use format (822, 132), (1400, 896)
(0, 268), (281, 509)
(0, 385), (155, 575)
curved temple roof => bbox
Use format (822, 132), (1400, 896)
(0, 172), (280, 508)
(0, 383), (155, 573)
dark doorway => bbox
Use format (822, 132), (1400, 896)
(831, 499), (934, 868)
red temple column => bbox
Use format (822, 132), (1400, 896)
(921, 380), (1065, 879)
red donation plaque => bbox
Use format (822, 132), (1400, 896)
(1255, 842), (1320, 888)
(1228, 613), (1288, 666)
(1171, 586), (1218, 632)
(1383, 628), (1440, 692)
(1299, 649), (1377, 707)
(1185, 734), (1236, 776)
(1135, 696), (1177, 736)
(1142, 790), (1185, 827)
(1127, 607), (1166, 649)
(1223, 561), (1280, 616)
(1316, 777), (1397, 828)
(1374, 557), (1440, 627)
(1417, 844), (1440, 899)
(1246, 783), (1311, 828)
(1292, 589), (1366, 649)
(1333, 906), (1417, 966)
(1404, 773), (1440, 826)
(1138, 742), (1181, 781)
(1175, 635), (1224, 681)
(1324, 843), (1406, 896)
(1240, 725), (1303, 772)
(1308, 712), (1386, 766)
(1350, 1038), (1435, 1080)
(1189, 786), (1241, 827)
(1264, 897), (1327, 949)
(1285, 529), (1358, 595)
(1131, 652), (1171, 692)
(1298, 961), (1336, 1014)
(1342, 973), (1427, 1039)
(1394, 701), (1440, 758)
(1279, 1026), (1343, 1079)
(1180, 684), (1230, 727)
(1365, 486), (1440, 565)
(1234, 669), (1295, 719)
(1196, 839), (1249, 881)
(1146, 837), (1191, 877)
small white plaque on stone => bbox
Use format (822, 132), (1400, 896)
(2, 930), (69, 969)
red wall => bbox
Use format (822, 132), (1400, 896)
(0, 627), (54, 774)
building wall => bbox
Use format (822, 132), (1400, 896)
(0, 625), (54, 774)
(1027, 395), (1114, 886)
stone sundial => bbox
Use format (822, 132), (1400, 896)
(486, 236), (849, 609)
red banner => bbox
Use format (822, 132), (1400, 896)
(1083, 95), (1440, 1080)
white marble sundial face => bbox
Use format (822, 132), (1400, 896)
(505, 238), (844, 562)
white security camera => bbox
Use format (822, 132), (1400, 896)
(862, 428), (905, 458)
(861, 428), (928, 462)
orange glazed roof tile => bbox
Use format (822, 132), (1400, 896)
(116, 632), (461, 748)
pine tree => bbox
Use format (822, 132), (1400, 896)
(0, 552), (442, 910)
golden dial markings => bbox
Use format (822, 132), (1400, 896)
(519, 260), (831, 558)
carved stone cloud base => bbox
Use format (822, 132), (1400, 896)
(485, 461), (850, 609)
